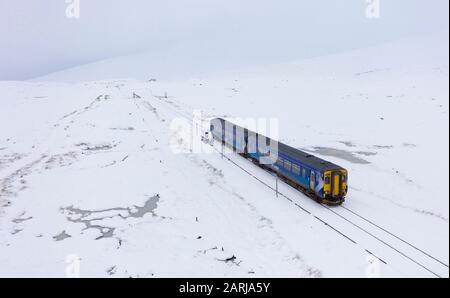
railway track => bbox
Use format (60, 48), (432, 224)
(140, 86), (448, 278)
(322, 205), (448, 278)
(212, 144), (448, 278)
(339, 205), (449, 269)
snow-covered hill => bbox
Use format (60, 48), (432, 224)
(0, 32), (448, 277)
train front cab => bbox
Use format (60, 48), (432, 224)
(323, 169), (347, 205)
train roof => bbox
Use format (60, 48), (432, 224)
(212, 117), (345, 172)
(277, 142), (344, 172)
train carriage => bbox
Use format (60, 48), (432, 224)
(210, 118), (348, 205)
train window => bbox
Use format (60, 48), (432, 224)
(292, 164), (300, 175)
(276, 158), (283, 167)
(248, 139), (256, 153)
(284, 160), (291, 171)
(325, 176), (330, 184)
(302, 168), (306, 178)
(341, 174), (346, 182)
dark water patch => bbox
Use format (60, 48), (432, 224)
(53, 230), (72, 241)
(62, 206), (118, 240)
(126, 195), (159, 218)
(304, 147), (371, 164)
(61, 195), (160, 240)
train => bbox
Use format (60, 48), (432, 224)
(210, 118), (348, 205)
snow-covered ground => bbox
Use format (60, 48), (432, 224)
(0, 32), (448, 277)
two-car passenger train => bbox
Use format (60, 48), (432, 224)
(210, 118), (348, 205)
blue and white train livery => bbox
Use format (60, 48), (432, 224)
(210, 118), (348, 205)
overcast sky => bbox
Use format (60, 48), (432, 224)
(0, 0), (448, 80)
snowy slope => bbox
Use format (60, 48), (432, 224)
(0, 80), (368, 277)
(0, 32), (448, 277)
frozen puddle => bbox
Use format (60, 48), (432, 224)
(303, 147), (374, 164)
(53, 230), (72, 241)
(61, 195), (160, 240)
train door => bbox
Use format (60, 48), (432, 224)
(255, 134), (259, 156)
(310, 171), (315, 191)
(331, 172), (341, 197)
(221, 120), (225, 145)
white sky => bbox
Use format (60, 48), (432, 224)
(0, 0), (448, 80)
